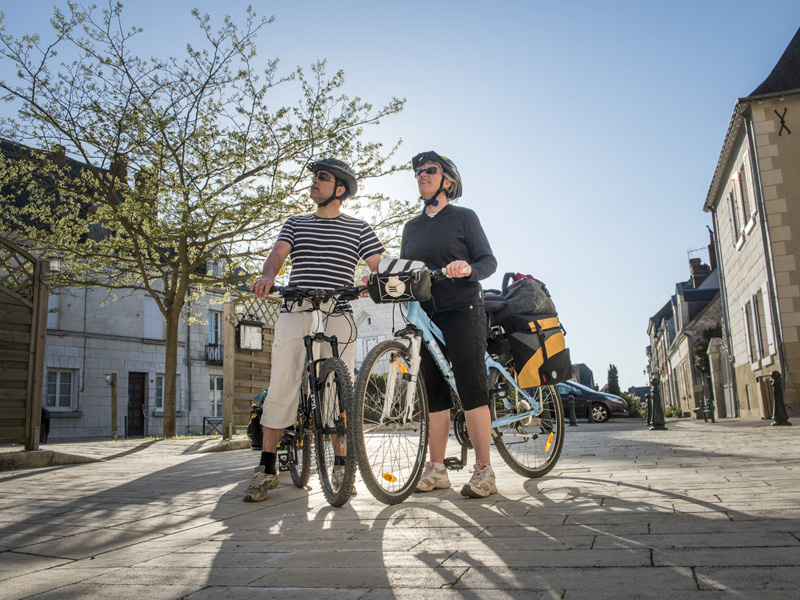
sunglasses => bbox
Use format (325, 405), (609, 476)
(311, 171), (336, 183)
(414, 166), (439, 178)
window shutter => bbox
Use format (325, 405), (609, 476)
(742, 305), (753, 363)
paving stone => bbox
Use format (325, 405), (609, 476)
(1, 420), (799, 598)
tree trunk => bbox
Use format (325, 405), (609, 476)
(163, 304), (183, 438)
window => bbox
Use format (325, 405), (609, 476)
(743, 301), (758, 363)
(727, 190), (741, 246)
(45, 369), (75, 410)
(155, 374), (181, 412)
(47, 292), (59, 330)
(209, 310), (222, 345)
(210, 376), (223, 417)
(144, 297), (165, 339)
(736, 167), (752, 223)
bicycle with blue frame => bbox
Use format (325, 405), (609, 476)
(352, 260), (565, 505)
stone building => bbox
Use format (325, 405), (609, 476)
(647, 252), (725, 416)
(703, 26), (800, 418)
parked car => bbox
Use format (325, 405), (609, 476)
(556, 381), (628, 422)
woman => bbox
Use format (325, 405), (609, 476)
(400, 151), (498, 498)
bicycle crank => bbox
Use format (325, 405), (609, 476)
(453, 409), (472, 448)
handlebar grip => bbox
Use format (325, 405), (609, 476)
(462, 265), (472, 276)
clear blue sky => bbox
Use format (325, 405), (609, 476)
(3, 1), (800, 390)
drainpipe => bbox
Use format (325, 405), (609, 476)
(743, 109), (788, 379)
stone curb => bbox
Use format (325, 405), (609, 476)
(0, 450), (101, 471)
(196, 438), (253, 453)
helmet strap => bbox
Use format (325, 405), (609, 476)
(421, 178), (446, 206)
(318, 179), (345, 207)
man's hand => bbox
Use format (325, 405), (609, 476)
(445, 260), (471, 278)
(250, 275), (275, 299)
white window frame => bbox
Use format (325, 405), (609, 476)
(209, 310), (222, 345)
(45, 369), (76, 411)
(155, 374), (182, 412)
(210, 376), (223, 417)
(727, 189), (743, 249)
(743, 302), (757, 365)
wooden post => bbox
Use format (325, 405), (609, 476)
(222, 302), (236, 440)
(25, 261), (50, 450)
(110, 373), (118, 439)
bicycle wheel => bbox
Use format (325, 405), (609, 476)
(315, 357), (356, 507)
(352, 340), (429, 505)
(289, 397), (313, 488)
(489, 368), (564, 478)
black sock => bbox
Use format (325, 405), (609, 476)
(334, 455), (346, 466)
(260, 452), (277, 475)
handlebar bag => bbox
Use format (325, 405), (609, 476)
(367, 258), (432, 303)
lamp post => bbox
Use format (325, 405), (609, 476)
(105, 373), (117, 439)
(650, 374), (668, 431)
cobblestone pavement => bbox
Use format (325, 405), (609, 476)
(1, 418), (799, 599)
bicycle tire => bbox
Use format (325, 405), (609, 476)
(289, 398), (313, 488)
(314, 357), (357, 507)
(352, 340), (429, 505)
(489, 368), (564, 478)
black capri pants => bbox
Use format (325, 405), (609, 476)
(419, 303), (490, 413)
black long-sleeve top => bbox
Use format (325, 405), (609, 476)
(400, 204), (497, 313)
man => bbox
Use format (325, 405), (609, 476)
(244, 158), (384, 502)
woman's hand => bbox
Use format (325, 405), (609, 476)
(445, 260), (472, 278)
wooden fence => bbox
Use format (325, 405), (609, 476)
(0, 238), (52, 450)
(221, 296), (281, 439)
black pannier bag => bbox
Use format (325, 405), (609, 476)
(367, 258), (431, 304)
(495, 273), (572, 388)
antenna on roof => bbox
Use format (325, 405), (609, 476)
(687, 246), (705, 260)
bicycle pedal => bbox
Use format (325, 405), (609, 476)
(443, 456), (465, 471)
(277, 451), (290, 471)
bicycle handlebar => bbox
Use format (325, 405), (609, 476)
(429, 264), (472, 281)
(268, 284), (363, 303)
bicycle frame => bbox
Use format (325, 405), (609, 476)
(396, 301), (544, 427)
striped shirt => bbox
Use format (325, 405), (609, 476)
(278, 213), (385, 312)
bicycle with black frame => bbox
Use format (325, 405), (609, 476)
(255, 283), (361, 507)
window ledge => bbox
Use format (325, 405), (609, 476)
(744, 218), (756, 235)
(49, 411), (83, 418)
(151, 410), (186, 417)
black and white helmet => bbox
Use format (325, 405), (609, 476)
(308, 158), (358, 199)
(411, 151), (462, 200)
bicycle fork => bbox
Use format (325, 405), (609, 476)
(383, 335), (423, 425)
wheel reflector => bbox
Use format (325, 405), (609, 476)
(545, 432), (554, 452)
(382, 473), (398, 482)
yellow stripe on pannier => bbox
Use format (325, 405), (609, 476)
(518, 349), (544, 388)
(528, 317), (560, 331)
(516, 317), (567, 388)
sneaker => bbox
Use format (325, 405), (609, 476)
(243, 465), (279, 502)
(460, 462), (498, 498)
(332, 464), (357, 496)
(415, 461), (451, 492)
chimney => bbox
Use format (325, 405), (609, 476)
(689, 258), (710, 289)
(50, 144), (66, 165)
(109, 155), (128, 183)
(707, 226), (717, 271)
